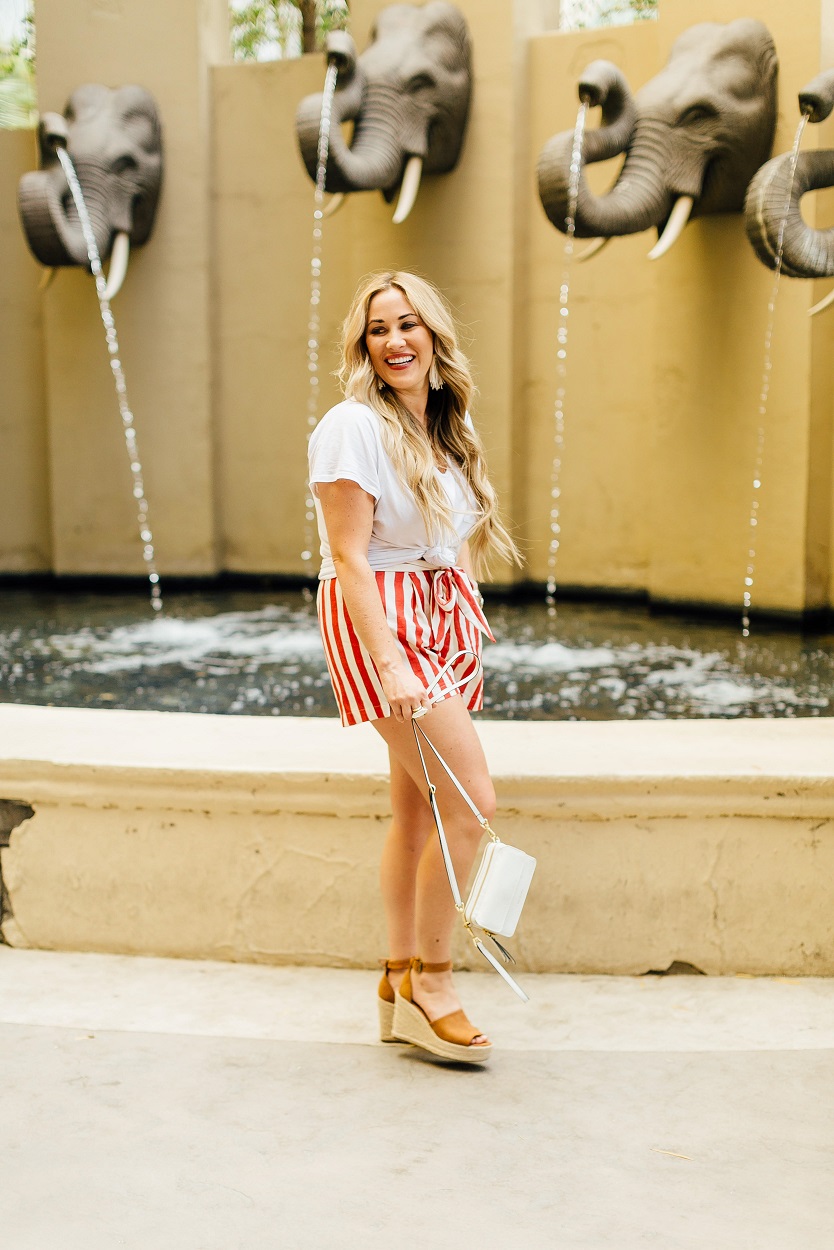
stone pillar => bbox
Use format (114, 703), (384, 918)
(212, 0), (556, 584)
(524, 0), (834, 616)
(339, 0), (557, 588)
(33, 0), (229, 575)
(523, 18), (660, 595)
(0, 129), (51, 572)
(648, 0), (834, 616)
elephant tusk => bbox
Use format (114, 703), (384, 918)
(322, 192), (346, 219)
(576, 237), (611, 263)
(809, 286), (834, 317)
(647, 195), (694, 261)
(38, 267), (56, 292)
(103, 231), (130, 301)
(392, 156), (423, 225)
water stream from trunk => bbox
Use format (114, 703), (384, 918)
(741, 112), (810, 637)
(55, 146), (162, 613)
(546, 102), (588, 618)
(300, 59), (340, 587)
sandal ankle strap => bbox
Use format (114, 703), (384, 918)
(380, 957), (413, 972)
(411, 958), (453, 974)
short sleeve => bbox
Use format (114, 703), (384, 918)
(308, 403), (382, 502)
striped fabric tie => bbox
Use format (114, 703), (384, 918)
(429, 568), (495, 650)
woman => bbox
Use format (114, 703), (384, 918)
(308, 271), (519, 1063)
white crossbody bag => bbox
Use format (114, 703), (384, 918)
(412, 652), (536, 1002)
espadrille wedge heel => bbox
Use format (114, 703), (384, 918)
(392, 959), (492, 1063)
(378, 958), (413, 1043)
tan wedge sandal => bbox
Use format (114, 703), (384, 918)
(378, 958), (413, 1043)
(392, 958), (493, 1063)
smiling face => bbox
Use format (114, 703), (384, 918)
(364, 286), (434, 405)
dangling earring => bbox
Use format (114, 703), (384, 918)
(377, 376), (386, 391)
(429, 357), (444, 391)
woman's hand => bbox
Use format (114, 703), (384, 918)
(377, 657), (432, 723)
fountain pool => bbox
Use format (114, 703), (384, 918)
(1, 586), (831, 721)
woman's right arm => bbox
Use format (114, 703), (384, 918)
(316, 479), (431, 722)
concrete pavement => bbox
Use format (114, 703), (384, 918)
(0, 948), (832, 1249)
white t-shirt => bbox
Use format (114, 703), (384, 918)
(308, 399), (480, 579)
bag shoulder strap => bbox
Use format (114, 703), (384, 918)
(411, 718), (465, 910)
(412, 718), (492, 831)
(409, 651), (529, 1003)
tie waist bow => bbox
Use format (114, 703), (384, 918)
(429, 567), (495, 647)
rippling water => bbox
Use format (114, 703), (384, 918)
(0, 586), (831, 720)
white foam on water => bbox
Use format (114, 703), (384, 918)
(485, 642), (617, 672)
(44, 608), (325, 674)
(483, 637), (815, 717)
(686, 679), (770, 708)
(642, 652), (726, 687)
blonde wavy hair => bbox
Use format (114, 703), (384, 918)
(338, 271), (519, 579)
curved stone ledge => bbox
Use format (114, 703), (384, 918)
(1, 705), (833, 975)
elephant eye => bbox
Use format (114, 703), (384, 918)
(113, 154), (139, 175)
(407, 72), (436, 93)
(678, 104), (718, 126)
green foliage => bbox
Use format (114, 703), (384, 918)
(0, 5), (36, 130)
(231, 0), (349, 61)
(561, 0), (658, 30)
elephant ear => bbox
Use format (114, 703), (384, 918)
(694, 19), (778, 216)
(110, 86), (164, 246)
(419, 3), (473, 174)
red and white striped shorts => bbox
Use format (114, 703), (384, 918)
(317, 566), (495, 727)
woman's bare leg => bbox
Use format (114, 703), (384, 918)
(379, 750), (434, 991)
(373, 695), (496, 1044)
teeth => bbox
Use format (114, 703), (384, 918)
(386, 355), (414, 365)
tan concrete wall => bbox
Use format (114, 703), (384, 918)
(32, 0), (230, 574)
(2, 707), (834, 974)
(0, 128), (51, 572)
(8, 0), (834, 611)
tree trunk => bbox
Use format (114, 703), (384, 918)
(300, 0), (317, 53)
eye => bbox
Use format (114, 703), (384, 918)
(401, 321), (418, 330)
(113, 154), (139, 175)
(678, 104), (718, 126)
(407, 72), (436, 93)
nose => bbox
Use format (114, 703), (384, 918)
(386, 328), (406, 349)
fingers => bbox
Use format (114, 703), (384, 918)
(410, 692), (433, 721)
(388, 682), (431, 723)
(394, 694), (429, 723)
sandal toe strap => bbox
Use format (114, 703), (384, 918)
(430, 1009), (484, 1047)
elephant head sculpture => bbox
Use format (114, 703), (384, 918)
(295, 2), (471, 224)
(537, 19), (778, 260)
(18, 84), (163, 299)
(745, 70), (834, 312)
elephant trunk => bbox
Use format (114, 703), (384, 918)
(539, 114), (674, 239)
(798, 68), (834, 124)
(297, 72), (407, 195)
(324, 84), (410, 193)
(745, 149), (834, 279)
(578, 118), (675, 237)
(18, 157), (114, 269)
